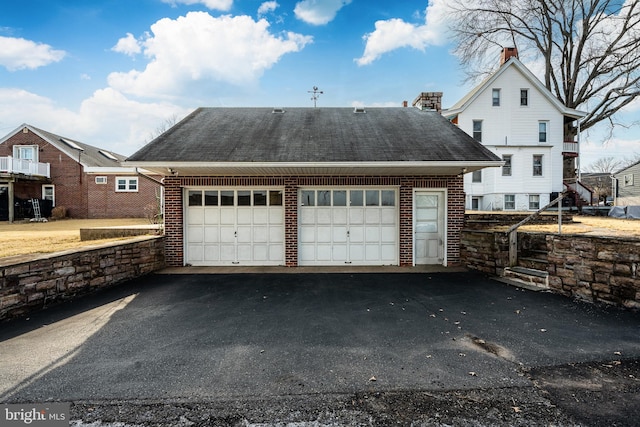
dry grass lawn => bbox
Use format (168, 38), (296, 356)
(0, 218), (151, 259)
(494, 215), (640, 236)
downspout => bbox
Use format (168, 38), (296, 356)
(577, 118), (582, 181)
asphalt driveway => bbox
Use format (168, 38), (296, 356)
(1, 271), (639, 426)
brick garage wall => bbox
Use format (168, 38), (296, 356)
(87, 174), (162, 219)
(460, 230), (640, 308)
(0, 236), (165, 321)
(164, 175), (464, 267)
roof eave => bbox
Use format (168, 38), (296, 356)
(124, 160), (503, 177)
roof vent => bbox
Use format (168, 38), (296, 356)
(353, 107), (366, 114)
(22, 127), (28, 134)
(99, 150), (119, 161)
(60, 137), (84, 151)
(272, 108), (285, 114)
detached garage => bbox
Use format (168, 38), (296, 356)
(126, 105), (501, 268)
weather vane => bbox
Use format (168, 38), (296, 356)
(308, 86), (323, 107)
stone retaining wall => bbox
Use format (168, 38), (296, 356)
(0, 236), (165, 320)
(461, 230), (640, 308)
(547, 235), (640, 309)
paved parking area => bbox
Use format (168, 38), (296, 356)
(1, 271), (639, 425)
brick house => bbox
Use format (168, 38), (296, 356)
(0, 124), (162, 221)
(126, 106), (502, 268)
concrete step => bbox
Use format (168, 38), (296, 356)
(518, 256), (549, 271)
(502, 266), (549, 291)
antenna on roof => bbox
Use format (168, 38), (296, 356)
(308, 86), (323, 108)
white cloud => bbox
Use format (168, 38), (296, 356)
(0, 36), (65, 71)
(0, 88), (189, 156)
(258, 1), (279, 16)
(112, 33), (142, 56)
(160, 0), (233, 10)
(355, 0), (448, 66)
(294, 0), (352, 25)
(107, 12), (312, 98)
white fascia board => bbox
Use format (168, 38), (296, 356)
(84, 167), (138, 174)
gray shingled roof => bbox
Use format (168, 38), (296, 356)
(127, 107), (500, 163)
(29, 125), (127, 168)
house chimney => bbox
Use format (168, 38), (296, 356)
(403, 100), (408, 107)
(411, 92), (443, 114)
(500, 47), (518, 65)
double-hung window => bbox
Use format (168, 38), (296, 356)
(520, 89), (529, 106)
(472, 120), (482, 141)
(472, 170), (482, 183)
(116, 177), (138, 192)
(529, 195), (540, 210)
(492, 88), (501, 106)
(533, 155), (543, 176)
(504, 195), (515, 210)
(538, 121), (548, 143)
(502, 155), (512, 176)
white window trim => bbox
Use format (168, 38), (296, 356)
(13, 145), (39, 162)
(520, 89), (529, 106)
(116, 176), (139, 192)
(492, 88), (501, 106)
(42, 184), (55, 206)
(529, 194), (540, 210)
(533, 155), (544, 177)
(538, 121), (548, 143)
(624, 174), (634, 186)
(95, 176), (108, 184)
(504, 194), (516, 210)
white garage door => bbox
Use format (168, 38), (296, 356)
(185, 189), (284, 266)
(299, 188), (398, 266)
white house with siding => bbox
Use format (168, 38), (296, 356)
(440, 48), (588, 211)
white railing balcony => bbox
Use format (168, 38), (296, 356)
(563, 140), (579, 155)
(0, 156), (50, 178)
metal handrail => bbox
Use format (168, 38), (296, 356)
(507, 191), (567, 267)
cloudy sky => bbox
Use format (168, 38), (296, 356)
(0, 0), (638, 167)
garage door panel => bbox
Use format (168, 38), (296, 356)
(298, 189), (397, 266)
(204, 226), (219, 243)
(253, 226), (268, 243)
(253, 208), (268, 224)
(188, 208), (204, 225)
(365, 227), (380, 242)
(269, 208), (283, 224)
(365, 209), (380, 223)
(237, 208), (252, 225)
(204, 209), (220, 224)
(333, 245), (347, 260)
(204, 245), (220, 261)
(317, 208), (332, 224)
(220, 208), (235, 224)
(186, 188), (284, 266)
(187, 245), (203, 262)
(381, 208), (396, 224)
(269, 226), (283, 243)
(332, 226), (347, 243)
(187, 226), (203, 243)
(317, 226), (332, 242)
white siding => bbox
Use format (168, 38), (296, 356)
(459, 65), (566, 210)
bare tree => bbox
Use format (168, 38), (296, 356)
(448, 0), (640, 133)
(583, 156), (622, 172)
(146, 114), (179, 142)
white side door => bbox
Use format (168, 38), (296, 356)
(414, 191), (445, 265)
